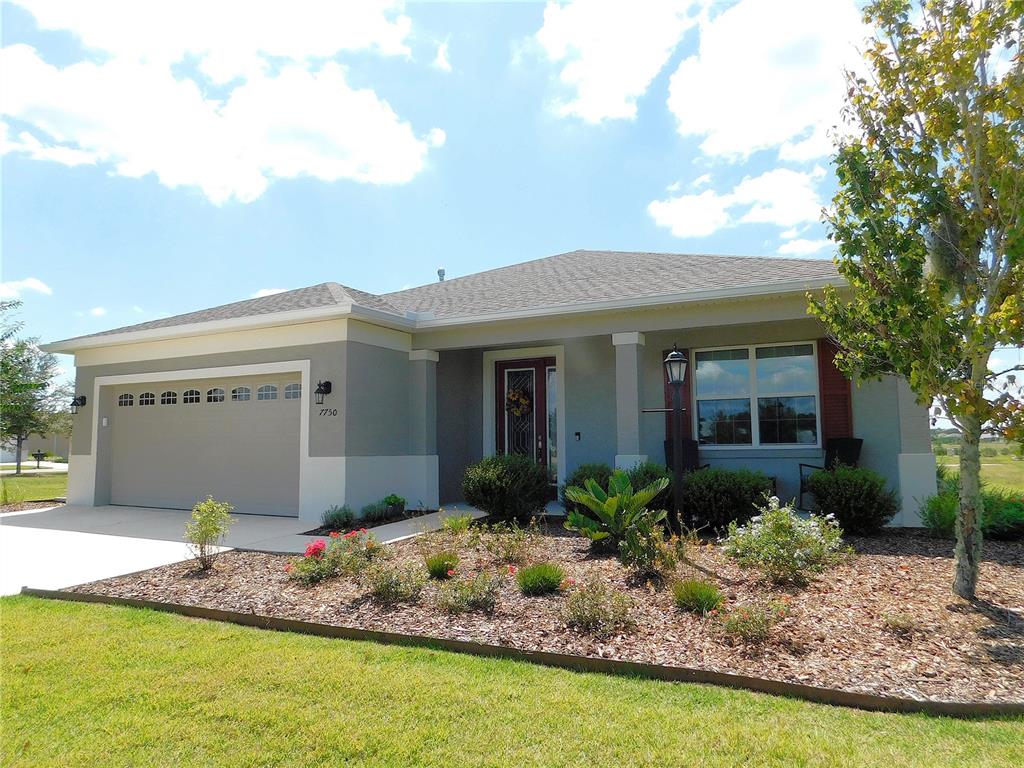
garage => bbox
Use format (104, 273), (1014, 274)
(109, 374), (301, 516)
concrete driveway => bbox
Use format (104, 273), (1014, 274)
(0, 503), (484, 596)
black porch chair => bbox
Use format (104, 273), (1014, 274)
(798, 437), (864, 510)
(664, 438), (710, 474)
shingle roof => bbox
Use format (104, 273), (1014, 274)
(48, 250), (840, 347)
(381, 250), (840, 319)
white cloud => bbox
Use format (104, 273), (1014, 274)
(0, 277), (52, 299)
(89, 306), (107, 316)
(778, 238), (831, 256)
(648, 167), (824, 238)
(535, 0), (702, 123)
(132, 305), (144, 313)
(251, 288), (288, 298)
(0, 2), (444, 204)
(667, 0), (865, 161)
(691, 173), (712, 189)
(433, 40), (452, 72)
(779, 227), (803, 240)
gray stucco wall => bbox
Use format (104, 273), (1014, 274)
(343, 341), (414, 456)
(436, 348), (484, 503)
(564, 336), (617, 468)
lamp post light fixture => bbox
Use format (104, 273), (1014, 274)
(663, 345), (688, 526)
(314, 380), (332, 406)
(70, 395), (87, 414)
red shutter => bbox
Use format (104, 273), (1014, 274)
(663, 348), (692, 440)
(817, 338), (853, 442)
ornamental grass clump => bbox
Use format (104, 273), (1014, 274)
(184, 496), (235, 571)
(672, 579), (724, 615)
(435, 571), (504, 615)
(424, 550), (459, 580)
(322, 504), (355, 531)
(440, 512), (474, 536)
(563, 579), (635, 639)
(515, 562), (565, 596)
(482, 520), (539, 564)
(618, 517), (685, 577)
(364, 562), (426, 605)
(722, 496), (848, 585)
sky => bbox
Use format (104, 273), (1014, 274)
(0, 0), (1019, 400)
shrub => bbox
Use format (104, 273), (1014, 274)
(561, 463), (613, 515)
(563, 580), (634, 639)
(681, 468), (774, 532)
(462, 454), (551, 523)
(516, 562), (565, 596)
(720, 601), (788, 644)
(564, 470), (668, 550)
(364, 562), (426, 604)
(286, 529), (385, 585)
(286, 539), (336, 585)
(382, 493), (407, 514)
(441, 512), (474, 536)
(981, 447), (998, 458)
(921, 486), (1024, 541)
(618, 517), (684, 577)
(626, 462), (673, 514)
(921, 489), (958, 537)
(425, 550), (459, 580)
(435, 571), (503, 614)
(360, 501), (392, 523)
(805, 465), (899, 535)
(723, 496), (848, 584)
(882, 611), (919, 636)
(184, 496), (235, 571)
(322, 504), (355, 531)
(672, 579), (724, 614)
(985, 497), (1024, 540)
(482, 521), (538, 564)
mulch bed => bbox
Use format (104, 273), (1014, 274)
(1, 501), (64, 514)
(68, 527), (1023, 704)
(301, 508), (437, 537)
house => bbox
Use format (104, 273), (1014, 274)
(41, 250), (937, 524)
(2, 433), (71, 464)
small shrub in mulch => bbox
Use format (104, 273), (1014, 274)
(424, 550), (459, 580)
(435, 571), (504, 615)
(882, 611), (920, 637)
(515, 563), (565, 596)
(322, 504), (355, 530)
(481, 521), (540, 564)
(720, 600), (789, 645)
(462, 454), (550, 523)
(806, 466), (899, 535)
(921, 485), (1024, 541)
(440, 513), (474, 536)
(563, 579), (635, 639)
(285, 530), (385, 585)
(364, 562), (426, 605)
(672, 579), (724, 615)
(185, 496), (235, 571)
(618, 518), (686, 578)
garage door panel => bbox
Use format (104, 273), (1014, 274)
(110, 376), (300, 516)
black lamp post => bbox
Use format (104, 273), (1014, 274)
(664, 345), (688, 524)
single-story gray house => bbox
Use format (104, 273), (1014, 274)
(42, 250), (936, 524)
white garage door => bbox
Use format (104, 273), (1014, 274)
(110, 375), (301, 516)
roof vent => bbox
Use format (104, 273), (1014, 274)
(437, 268), (445, 282)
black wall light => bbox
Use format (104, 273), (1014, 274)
(70, 395), (87, 414)
(314, 380), (332, 405)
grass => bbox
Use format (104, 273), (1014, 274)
(0, 472), (67, 503)
(2, 597), (1022, 767)
(935, 454), (1024, 493)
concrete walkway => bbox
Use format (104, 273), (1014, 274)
(1, 461), (69, 475)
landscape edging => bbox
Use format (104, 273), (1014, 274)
(20, 586), (1024, 718)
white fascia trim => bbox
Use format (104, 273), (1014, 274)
(482, 345), (566, 489)
(409, 349), (440, 362)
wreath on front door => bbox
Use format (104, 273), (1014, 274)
(505, 388), (532, 418)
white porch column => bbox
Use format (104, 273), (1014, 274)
(612, 332), (646, 470)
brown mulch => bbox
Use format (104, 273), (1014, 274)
(302, 508), (438, 536)
(68, 528), (1024, 704)
(1, 501), (64, 514)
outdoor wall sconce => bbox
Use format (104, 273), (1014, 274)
(314, 380), (332, 405)
(70, 395), (87, 414)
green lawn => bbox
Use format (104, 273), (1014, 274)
(935, 454), (1024, 493)
(2, 597), (1021, 767)
(0, 472), (68, 503)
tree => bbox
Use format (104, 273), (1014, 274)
(809, 0), (1022, 599)
(1, 303), (71, 475)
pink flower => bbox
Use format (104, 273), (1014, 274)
(447, 569), (456, 577)
(284, 563), (293, 573)
(360, 528), (367, 534)
(507, 565), (517, 575)
(305, 539), (327, 559)
(329, 531), (341, 538)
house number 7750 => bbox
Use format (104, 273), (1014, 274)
(319, 408), (338, 417)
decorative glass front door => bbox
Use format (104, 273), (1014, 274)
(496, 357), (557, 489)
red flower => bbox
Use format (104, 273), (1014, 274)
(360, 528), (367, 534)
(305, 539), (327, 558)
(507, 565), (517, 575)
(284, 563), (293, 573)
(329, 531), (341, 538)
(344, 530), (358, 539)
(447, 569), (456, 577)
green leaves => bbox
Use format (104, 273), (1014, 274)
(563, 470), (668, 547)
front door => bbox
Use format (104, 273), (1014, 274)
(496, 357), (557, 490)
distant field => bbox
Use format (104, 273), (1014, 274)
(935, 453), (1024, 493)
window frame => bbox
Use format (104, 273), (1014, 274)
(138, 392), (155, 406)
(256, 383), (278, 401)
(231, 386), (251, 402)
(207, 387), (225, 403)
(691, 341), (821, 450)
(117, 393), (134, 407)
(182, 388), (201, 404)
(160, 390), (178, 406)
(283, 382), (301, 401)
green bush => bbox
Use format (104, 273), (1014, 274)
(440, 513), (474, 535)
(516, 562), (565, 596)
(382, 493), (406, 514)
(626, 462), (673, 514)
(985, 498), (1024, 540)
(364, 562), (426, 604)
(981, 447), (998, 458)
(286, 531), (386, 585)
(184, 496), (235, 570)
(322, 504), (355, 530)
(360, 501), (391, 523)
(462, 454), (551, 523)
(560, 463), (613, 515)
(721, 601), (788, 644)
(563, 580), (634, 639)
(921, 486), (1024, 541)
(435, 571), (503, 614)
(723, 496), (848, 584)
(424, 550), (459, 580)
(681, 468), (774, 533)
(563, 469), (668, 550)
(617, 516), (683, 577)
(921, 490), (959, 537)
(672, 579), (724, 614)
(805, 466), (899, 535)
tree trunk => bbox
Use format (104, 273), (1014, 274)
(953, 406), (984, 600)
(14, 434), (24, 476)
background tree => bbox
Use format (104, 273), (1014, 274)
(1, 302), (72, 475)
(809, 0), (1022, 599)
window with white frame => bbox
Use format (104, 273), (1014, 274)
(183, 389), (201, 404)
(207, 387), (225, 403)
(231, 386), (251, 402)
(139, 392), (155, 406)
(694, 343), (819, 447)
(118, 393), (133, 407)
(283, 382), (301, 400)
(160, 390), (177, 405)
(257, 384), (278, 401)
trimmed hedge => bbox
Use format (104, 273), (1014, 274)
(681, 468), (774, 533)
(462, 454), (550, 523)
(806, 465), (899, 535)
